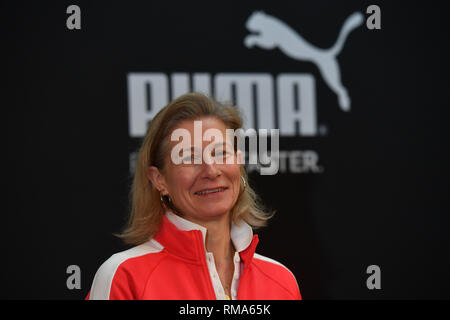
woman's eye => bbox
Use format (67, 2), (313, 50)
(181, 155), (192, 162)
(183, 154), (201, 163)
(214, 150), (233, 161)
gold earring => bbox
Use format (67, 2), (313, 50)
(159, 191), (172, 206)
(241, 175), (247, 191)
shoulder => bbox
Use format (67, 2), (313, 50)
(88, 239), (165, 300)
(252, 253), (302, 299)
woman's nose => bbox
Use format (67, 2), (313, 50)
(201, 155), (221, 178)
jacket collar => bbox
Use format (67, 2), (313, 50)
(154, 211), (259, 263)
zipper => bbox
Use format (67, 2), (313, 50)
(195, 231), (217, 299)
(236, 235), (258, 299)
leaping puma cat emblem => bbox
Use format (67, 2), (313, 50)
(244, 11), (363, 111)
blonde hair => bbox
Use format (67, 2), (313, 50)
(118, 92), (274, 245)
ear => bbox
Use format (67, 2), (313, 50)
(146, 166), (169, 195)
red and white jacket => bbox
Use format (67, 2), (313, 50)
(87, 212), (301, 300)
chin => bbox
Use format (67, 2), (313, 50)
(197, 206), (233, 219)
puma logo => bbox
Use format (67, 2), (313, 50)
(244, 11), (363, 111)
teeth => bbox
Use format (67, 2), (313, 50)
(196, 188), (224, 195)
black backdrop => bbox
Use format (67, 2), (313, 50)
(3, 0), (450, 299)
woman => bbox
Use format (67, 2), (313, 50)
(87, 93), (301, 300)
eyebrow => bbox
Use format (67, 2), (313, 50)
(181, 142), (233, 154)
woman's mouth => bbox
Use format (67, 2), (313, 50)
(194, 187), (227, 196)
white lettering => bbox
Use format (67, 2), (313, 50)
(66, 265), (81, 290)
(223, 304), (271, 315)
(247, 150), (323, 174)
(278, 74), (317, 136)
(366, 5), (381, 30)
(66, 5), (81, 30)
(127, 72), (319, 138)
(366, 265), (381, 289)
(179, 304), (213, 317)
(215, 73), (275, 130)
(127, 73), (168, 137)
(171, 73), (190, 100)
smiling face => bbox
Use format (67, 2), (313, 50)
(148, 117), (242, 223)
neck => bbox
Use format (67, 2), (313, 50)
(206, 219), (235, 262)
(172, 212), (237, 296)
(188, 213), (235, 262)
